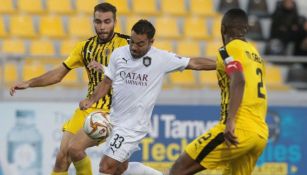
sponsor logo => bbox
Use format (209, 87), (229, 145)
(119, 71), (149, 86)
(143, 56), (151, 67)
(122, 57), (129, 64)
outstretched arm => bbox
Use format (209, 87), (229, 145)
(79, 76), (112, 110)
(186, 57), (216, 70)
(10, 64), (69, 96)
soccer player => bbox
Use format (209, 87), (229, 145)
(79, 19), (216, 174)
(10, 3), (130, 175)
(170, 8), (268, 175)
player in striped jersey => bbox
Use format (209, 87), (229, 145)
(9, 3), (131, 175)
(170, 9), (268, 175)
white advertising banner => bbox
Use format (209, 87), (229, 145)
(2, 102), (306, 175)
(0, 102), (104, 175)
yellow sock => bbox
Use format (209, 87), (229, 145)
(51, 171), (68, 175)
(73, 156), (93, 175)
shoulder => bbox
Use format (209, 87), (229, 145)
(77, 36), (97, 48)
(84, 36), (97, 43)
(68, 39), (91, 53)
(225, 39), (245, 52)
(75, 38), (92, 47)
(149, 46), (171, 56)
(145, 47), (166, 60)
(149, 47), (189, 63)
(112, 45), (129, 56)
(114, 33), (130, 41)
(149, 46), (161, 54)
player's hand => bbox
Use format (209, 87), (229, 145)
(9, 82), (30, 96)
(79, 98), (94, 110)
(87, 61), (103, 73)
(224, 118), (238, 148)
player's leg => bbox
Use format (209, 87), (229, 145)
(51, 131), (74, 175)
(53, 108), (96, 175)
(115, 160), (129, 175)
(170, 124), (227, 175)
(123, 162), (163, 175)
(68, 129), (98, 175)
(170, 152), (205, 175)
(99, 156), (164, 175)
(68, 129), (98, 161)
(66, 108), (106, 175)
(221, 163), (232, 175)
(230, 133), (267, 175)
(101, 126), (163, 174)
(229, 152), (254, 175)
(99, 154), (122, 174)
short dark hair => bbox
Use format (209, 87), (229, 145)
(94, 2), (117, 20)
(222, 8), (248, 27)
(222, 8), (248, 36)
(132, 19), (156, 39)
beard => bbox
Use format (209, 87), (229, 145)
(96, 28), (114, 43)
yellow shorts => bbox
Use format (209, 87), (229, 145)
(185, 123), (267, 175)
(62, 107), (108, 134)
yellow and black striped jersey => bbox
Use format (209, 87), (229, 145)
(216, 39), (268, 139)
(63, 33), (129, 112)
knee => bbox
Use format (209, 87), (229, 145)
(99, 161), (118, 174)
(115, 162), (128, 175)
(68, 143), (84, 161)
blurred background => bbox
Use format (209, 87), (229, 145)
(0, 0), (307, 175)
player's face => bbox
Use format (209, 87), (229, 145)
(129, 31), (154, 59)
(94, 11), (116, 42)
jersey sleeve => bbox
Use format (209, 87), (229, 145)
(162, 51), (190, 73)
(104, 49), (118, 81)
(220, 42), (245, 75)
(63, 41), (85, 70)
(224, 42), (245, 65)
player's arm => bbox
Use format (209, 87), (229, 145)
(10, 64), (70, 96)
(224, 61), (245, 147)
(80, 47), (117, 110)
(87, 60), (104, 73)
(79, 76), (112, 110)
(185, 57), (216, 70)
